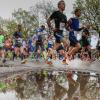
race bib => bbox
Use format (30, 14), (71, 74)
(60, 22), (65, 31)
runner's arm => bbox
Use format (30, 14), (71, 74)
(76, 27), (84, 31)
(47, 11), (57, 32)
(47, 17), (53, 31)
(66, 18), (84, 31)
(65, 19), (72, 31)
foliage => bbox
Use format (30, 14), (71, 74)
(30, 0), (56, 22)
(74, 0), (100, 35)
(12, 8), (39, 38)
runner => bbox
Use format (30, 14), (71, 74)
(0, 29), (6, 63)
(81, 24), (91, 59)
(4, 36), (13, 60)
(64, 8), (84, 64)
(34, 25), (45, 53)
(47, 0), (68, 52)
(5, 37), (13, 49)
(96, 36), (100, 59)
(13, 24), (23, 60)
(47, 0), (69, 64)
(34, 25), (45, 60)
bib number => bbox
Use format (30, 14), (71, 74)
(60, 22), (65, 31)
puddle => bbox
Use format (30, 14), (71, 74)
(0, 70), (100, 100)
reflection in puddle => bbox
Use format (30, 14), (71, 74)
(0, 70), (100, 100)
(0, 91), (17, 100)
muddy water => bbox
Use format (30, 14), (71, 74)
(0, 70), (100, 100)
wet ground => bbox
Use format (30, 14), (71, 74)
(0, 70), (100, 100)
(0, 59), (100, 100)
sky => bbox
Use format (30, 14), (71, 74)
(0, 0), (75, 19)
(0, 0), (36, 19)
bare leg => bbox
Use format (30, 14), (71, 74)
(62, 38), (69, 50)
(53, 42), (61, 50)
(68, 43), (81, 56)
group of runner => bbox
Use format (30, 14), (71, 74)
(0, 0), (100, 64)
(0, 25), (28, 62)
(47, 0), (93, 64)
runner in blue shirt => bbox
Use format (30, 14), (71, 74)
(64, 9), (84, 63)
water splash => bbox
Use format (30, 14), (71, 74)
(68, 58), (90, 69)
(90, 60), (100, 71)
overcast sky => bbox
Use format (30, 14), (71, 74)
(0, 0), (75, 19)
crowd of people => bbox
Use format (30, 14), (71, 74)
(0, 0), (100, 65)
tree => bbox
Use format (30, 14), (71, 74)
(30, 0), (56, 25)
(12, 8), (39, 38)
(0, 17), (16, 36)
(5, 20), (17, 36)
(73, 0), (100, 36)
(0, 17), (4, 29)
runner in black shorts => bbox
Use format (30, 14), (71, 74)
(66, 9), (84, 60)
(35, 25), (45, 53)
(81, 28), (90, 51)
(81, 27), (91, 59)
(13, 24), (23, 59)
(13, 25), (23, 48)
(47, 0), (68, 51)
